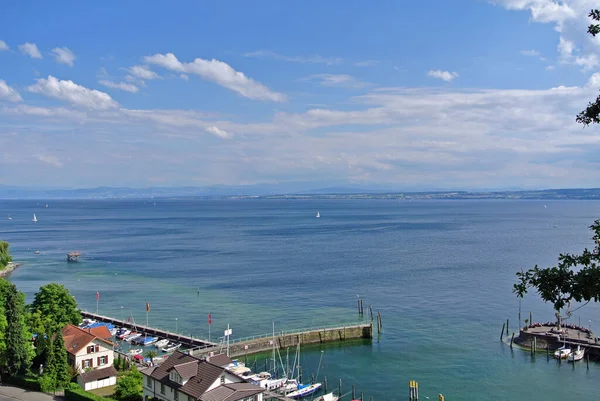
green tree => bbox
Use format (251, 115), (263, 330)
(52, 333), (71, 389)
(0, 241), (12, 269)
(577, 9), (600, 125)
(30, 283), (81, 332)
(39, 336), (56, 393)
(2, 281), (33, 375)
(115, 366), (143, 401)
(145, 350), (157, 364)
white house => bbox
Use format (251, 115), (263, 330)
(62, 324), (118, 390)
(141, 351), (264, 401)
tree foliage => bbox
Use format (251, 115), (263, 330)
(577, 9), (600, 125)
(114, 366), (143, 401)
(0, 241), (12, 269)
(515, 220), (600, 316)
(30, 283), (81, 333)
(1, 280), (33, 375)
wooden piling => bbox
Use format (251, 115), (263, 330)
(506, 319), (509, 336)
(339, 379), (342, 397)
(546, 344), (549, 360)
(369, 304), (373, 321)
(311, 373), (315, 385)
(352, 384), (355, 400)
(360, 392), (363, 401)
(500, 323), (505, 341)
(510, 332), (514, 348)
(299, 366), (302, 384)
(324, 376), (327, 393)
(370, 397), (374, 401)
(358, 299), (361, 315)
(530, 312), (533, 327)
(587, 352), (590, 369)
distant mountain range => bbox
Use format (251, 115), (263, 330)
(1, 185), (600, 200)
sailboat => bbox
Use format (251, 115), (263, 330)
(316, 211), (320, 218)
(285, 350), (323, 399)
(7, 215), (12, 220)
(32, 213), (38, 222)
(568, 345), (585, 362)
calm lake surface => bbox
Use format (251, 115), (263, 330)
(1, 199), (600, 400)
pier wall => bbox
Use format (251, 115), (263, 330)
(192, 324), (372, 358)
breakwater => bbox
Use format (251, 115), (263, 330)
(190, 323), (373, 358)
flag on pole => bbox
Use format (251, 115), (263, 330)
(208, 312), (212, 325)
(96, 291), (100, 301)
(146, 302), (150, 312)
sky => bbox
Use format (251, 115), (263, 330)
(1, 0), (600, 190)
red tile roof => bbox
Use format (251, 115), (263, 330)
(62, 324), (113, 355)
(86, 326), (112, 341)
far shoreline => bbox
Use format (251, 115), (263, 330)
(0, 262), (23, 278)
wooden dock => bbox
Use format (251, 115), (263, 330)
(81, 311), (218, 349)
(514, 324), (600, 359)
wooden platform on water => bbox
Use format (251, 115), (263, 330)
(515, 324), (600, 359)
(81, 311), (218, 349)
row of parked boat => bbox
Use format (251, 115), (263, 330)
(553, 344), (585, 362)
(79, 319), (182, 355)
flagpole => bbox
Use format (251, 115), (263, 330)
(96, 291), (99, 314)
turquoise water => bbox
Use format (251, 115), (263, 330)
(1, 199), (600, 400)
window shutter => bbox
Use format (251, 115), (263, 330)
(97, 357), (101, 365)
(82, 360), (85, 369)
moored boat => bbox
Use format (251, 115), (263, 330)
(154, 339), (169, 348)
(124, 332), (141, 342)
(127, 348), (143, 356)
(161, 342), (181, 352)
(137, 336), (158, 346)
(315, 393), (339, 401)
(117, 329), (131, 339)
(554, 345), (572, 359)
(568, 345), (585, 362)
(286, 383), (322, 398)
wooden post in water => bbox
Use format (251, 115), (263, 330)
(530, 311), (533, 327)
(439, 395), (444, 401)
(506, 319), (509, 336)
(299, 366), (302, 384)
(369, 304), (373, 321)
(370, 397), (374, 401)
(339, 379), (342, 397)
(500, 323), (505, 341)
(546, 344), (549, 361)
(587, 352), (589, 369)
(352, 384), (355, 400)
(510, 333), (515, 348)
(311, 373), (315, 385)
(409, 380), (419, 401)
(358, 299), (361, 315)
(324, 376), (327, 393)
(360, 392), (364, 401)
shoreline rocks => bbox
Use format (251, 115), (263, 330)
(0, 262), (23, 278)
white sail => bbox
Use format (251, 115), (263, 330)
(316, 211), (320, 218)
(32, 213), (38, 222)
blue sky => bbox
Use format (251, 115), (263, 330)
(1, 0), (600, 190)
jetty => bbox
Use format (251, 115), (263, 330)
(512, 322), (600, 359)
(188, 322), (373, 358)
(81, 311), (218, 349)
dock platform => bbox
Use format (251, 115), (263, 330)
(81, 311), (217, 349)
(515, 323), (600, 358)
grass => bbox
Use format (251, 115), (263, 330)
(88, 385), (116, 397)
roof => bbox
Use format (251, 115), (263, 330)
(205, 354), (232, 367)
(141, 351), (263, 400)
(62, 324), (114, 355)
(173, 361), (199, 379)
(87, 326), (112, 341)
(79, 366), (118, 383)
(201, 383), (264, 401)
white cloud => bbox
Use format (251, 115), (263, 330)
(127, 65), (160, 80)
(558, 36), (575, 59)
(19, 42), (42, 59)
(205, 126), (231, 139)
(0, 80), (23, 102)
(490, 0), (576, 29)
(28, 76), (118, 110)
(427, 70), (459, 82)
(99, 80), (139, 93)
(145, 52), (286, 102)
(0, 40), (8, 51)
(180, 74), (189, 81)
(354, 60), (379, 67)
(38, 154), (63, 167)
(520, 49), (541, 57)
(575, 53), (600, 70)
(304, 74), (367, 88)
(51, 47), (76, 66)
(243, 50), (343, 65)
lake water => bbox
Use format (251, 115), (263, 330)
(1, 199), (600, 400)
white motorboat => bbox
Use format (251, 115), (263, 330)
(124, 332), (142, 342)
(315, 393), (339, 401)
(554, 345), (572, 359)
(568, 345), (585, 362)
(161, 342), (181, 352)
(154, 339), (169, 348)
(286, 383), (322, 399)
(127, 348), (143, 356)
(117, 329), (131, 339)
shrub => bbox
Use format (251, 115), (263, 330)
(3, 374), (41, 390)
(65, 383), (118, 401)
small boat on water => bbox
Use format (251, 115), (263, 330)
(7, 216), (12, 220)
(124, 332), (141, 342)
(286, 383), (322, 399)
(554, 345), (572, 359)
(32, 214), (38, 222)
(154, 339), (169, 348)
(569, 345), (585, 362)
(316, 211), (320, 218)
(315, 393), (339, 401)
(161, 342), (181, 352)
(136, 336), (158, 346)
(34, 251), (40, 254)
(117, 329), (131, 339)
(127, 348), (143, 356)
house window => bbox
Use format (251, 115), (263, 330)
(160, 383), (165, 395)
(220, 375), (225, 384)
(98, 356), (108, 366)
(146, 376), (152, 388)
(82, 359), (93, 369)
(174, 390), (179, 401)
